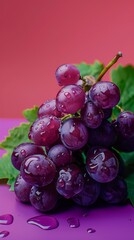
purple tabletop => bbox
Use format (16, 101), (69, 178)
(0, 119), (134, 240)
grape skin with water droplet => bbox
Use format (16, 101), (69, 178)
(11, 142), (45, 170)
(89, 81), (120, 109)
(56, 164), (84, 198)
(86, 147), (119, 183)
(38, 99), (62, 118)
(56, 84), (85, 114)
(20, 154), (56, 186)
(48, 144), (73, 168)
(30, 183), (59, 212)
(14, 174), (32, 203)
(28, 116), (61, 147)
(81, 101), (104, 128)
(55, 64), (80, 86)
(60, 118), (89, 150)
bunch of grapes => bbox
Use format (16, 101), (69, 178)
(11, 55), (134, 212)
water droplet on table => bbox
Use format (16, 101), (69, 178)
(67, 217), (80, 228)
(87, 227), (96, 233)
(0, 214), (14, 225)
(0, 231), (9, 238)
(27, 215), (59, 230)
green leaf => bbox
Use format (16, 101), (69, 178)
(120, 152), (134, 167)
(111, 65), (134, 118)
(23, 105), (38, 123)
(0, 153), (19, 190)
(0, 105), (38, 190)
(75, 61), (104, 78)
(125, 172), (134, 206)
(0, 123), (31, 151)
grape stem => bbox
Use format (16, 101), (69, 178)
(115, 105), (124, 112)
(96, 52), (122, 82)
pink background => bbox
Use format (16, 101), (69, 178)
(0, 0), (134, 118)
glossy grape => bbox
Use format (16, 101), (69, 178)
(116, 111), (134, 137)
(28, 116), (61, 147)
(81, 101), (104, 128)
(56, 164), (84, 198)
(20, 154), (56, 186)
(72, 173), (100, 207)
(86, 147), (119, 183)
(48, 144), (72, 168)
(88, 120), (117, 147)
(89, 81), (120, 109)
(56, 84), (85, 114)
(55, 64), (80, 86)
(38, 99), (62, 118)
(11, 142), (45, 170)
(100, 177), (127, 204)
(14, 174), (32, 203)
(30, 183), (59, 212)
(60, 118), (89, 150)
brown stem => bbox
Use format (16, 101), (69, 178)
(96, 51), (122, 82)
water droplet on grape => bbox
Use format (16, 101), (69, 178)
(64, 92), (71, 98)
(20, 149), (26, 156)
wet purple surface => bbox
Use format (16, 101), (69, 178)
(0, 119), (134, 240)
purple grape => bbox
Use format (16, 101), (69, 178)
(38, 99), (62, 118)
(20, 154), (56, 186)
(60, 118), (89, 150)
(56, 164), (84, 198)
(56, 84), (85, 114)
(89, 81), (120, 109)
(28, 116), (61, 147)
(11, 142), (45, 170)
(116, 111), (134, 137)
(14, 174), (32, 203)
(72, 173), (100, 207)
(81, 101), (104, 128)
(88, 120), (117, 147)
(55, 64), (80, 86)
(48, 144), (72, 168)
(100, 177), (127, 204)
(86, 147), (119, 183)
(30, 183), (59, 212)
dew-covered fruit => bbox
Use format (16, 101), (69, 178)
(60, 118), (89, 150)
(55, 64), (80, 86)
(116, 111), (134, 137)
(72, 173), (100, 207)
(81, 101), (104, 128)
(28, 116), (61, 147)
(56, 84), (85, 114)
(20, 154), (56, 186)
(38, 99), (62, 118)
(56, 164), (84, 198)
(29, 183), (59, 212)
(48, 144), (72, 168)
(89, 81), (120, 109)
(14, 174), (32, 203)
(11, 142), (45, 170)
(86, 147), (119, 183)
